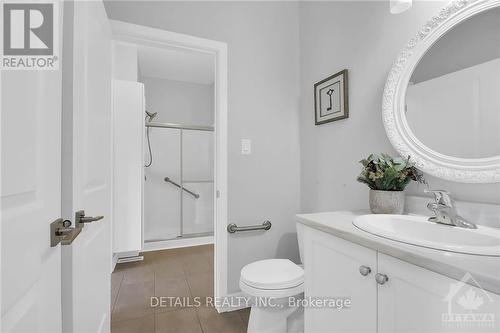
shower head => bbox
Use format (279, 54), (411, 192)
(145, 110), (157, 122)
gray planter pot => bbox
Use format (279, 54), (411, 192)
(369, 190), (405, 214)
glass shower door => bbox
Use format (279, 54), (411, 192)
(143, 127), (214, 242)
(181, 129), (214, 236)
(144, 127), (181, 241)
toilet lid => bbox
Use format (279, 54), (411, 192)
(240, 259), (304, 290)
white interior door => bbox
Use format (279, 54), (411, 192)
(1, 58), (63, 333)
(61, 1), (113, 332)
(0, 4), (64, 332)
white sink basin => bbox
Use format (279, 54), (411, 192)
(353, 214), (500, 256)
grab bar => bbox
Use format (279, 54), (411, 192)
(227, 221), (272, 233)
(164, 177), (200, 199)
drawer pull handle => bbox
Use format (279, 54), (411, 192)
(359, 265), (371, 276)
(376, 273), (389, 285)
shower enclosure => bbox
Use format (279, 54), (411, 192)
(143, 122), (214, 243)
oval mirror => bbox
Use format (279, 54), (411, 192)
(406, 7), (500, 159)
(383, 0), (500, 183)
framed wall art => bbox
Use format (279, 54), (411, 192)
(314, 69), (349, 125)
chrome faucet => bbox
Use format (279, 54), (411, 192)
(425, 189), (477, 229)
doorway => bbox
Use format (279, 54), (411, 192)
(141, 53), (215, 245)
(109, 20), (229, 314)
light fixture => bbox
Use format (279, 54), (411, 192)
(390, 0), (412, 14)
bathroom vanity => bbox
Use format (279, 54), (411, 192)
(295, 1), (500, 331)
(297, 211), (500, 333)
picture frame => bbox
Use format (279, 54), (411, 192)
(314, 69), (349, 125)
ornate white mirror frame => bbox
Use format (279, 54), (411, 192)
(382, 0), (500, 183)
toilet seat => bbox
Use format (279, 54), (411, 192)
(240, 279), (304, 298)
(240, 259), (304, 290)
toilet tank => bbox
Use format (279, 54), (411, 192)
(296, 221), (305, 266)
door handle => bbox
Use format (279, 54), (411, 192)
(50, 218), (82, 247)
(75, 210), (104, 228)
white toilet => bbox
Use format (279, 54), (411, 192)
(239, 223), (305, 333)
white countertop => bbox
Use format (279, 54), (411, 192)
(296, 210), (500, 295)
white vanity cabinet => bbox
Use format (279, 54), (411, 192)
(303, 225), (500, 333)
(304, 227), (377, 332)
(378, 253), (451, 332)
(377, 253), (500, 333)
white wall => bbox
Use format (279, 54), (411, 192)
(140, 76), (214, 126)
(112, 80), (143, 253)
(104, 1), (302, 293)
(110, 41), (139, 257)
(299, 0), (500, 211)
(112, 42), (138, 81)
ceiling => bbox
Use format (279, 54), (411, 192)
(137, 44), (214, 85)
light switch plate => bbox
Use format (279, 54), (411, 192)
(241, 139), (251, 155)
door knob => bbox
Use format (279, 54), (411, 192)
(375, 273), (389, 285)
(75, 210), (104, 228)
(359, 265), (371, 276)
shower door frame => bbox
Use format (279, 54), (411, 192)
(110, 20), (229, 312)
(144, 124), (215, 241)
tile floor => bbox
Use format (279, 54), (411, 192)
(111, 244), (250, 333)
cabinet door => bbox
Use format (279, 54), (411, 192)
(304, 227), (377, 333)
(378, 253), (500, 333)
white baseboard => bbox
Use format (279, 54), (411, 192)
(142, 236), (214, 252)
(117, 255), (144, 264)
(116, 250), (141, 258)
(112, 251), (141, 271)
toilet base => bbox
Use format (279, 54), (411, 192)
(287, 306), (304, 333)
(247, 303), (292, 333)
(246, 296), (303, 333)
